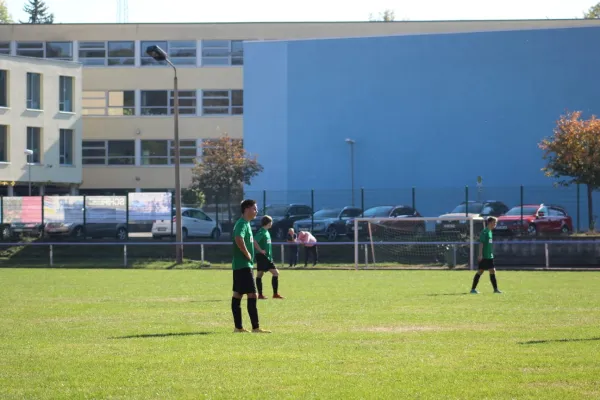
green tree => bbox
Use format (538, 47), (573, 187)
(190, 135), (263, 222)
(0, 0), (12, 23)
(369, 9), (396, 22)
(21, 0), (54, 24)
(584, 2), (600, 18)
(181, 188), (205, 208)
(539, 111), (600, 231)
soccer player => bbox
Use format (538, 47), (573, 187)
(254, 216), (285, 300)
(231, 199), (271, 333)
(471, 216), (502, 294)
(297, 230), (318, 267)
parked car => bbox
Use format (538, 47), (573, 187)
(252, 204), (313, 240)
(293, 206), (363, 240)
(5, 221), (44, 239)
(151, 207), (222, 240)
(494, 204), (573, 236)
(346, 205), (425, 238)
(45, 207), (129, 240)
(435, 200), (509, 235)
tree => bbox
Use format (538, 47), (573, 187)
(190, 135), (263, 222)
(369, 9), (396, 22)
(0, 0), (12, 23)
(21, 0), (54, 24)
(539, 111), (600, 231)
(584, 2), (600, 18)
(181, 188), (205, 208)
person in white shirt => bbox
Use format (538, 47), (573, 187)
(297, 231), (318, 267)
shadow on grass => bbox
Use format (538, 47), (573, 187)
(110, 331), (215, 339)
(519, 337), (600, 345)
(426, 293), (468, 297)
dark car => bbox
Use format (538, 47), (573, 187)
(293, 206), (363, 240)
(252, 204), (313, 240)
(436, 200), (509, 235)
(45, 207), (129, 240)
(5, 221), (44, 239)
(346, 205), (425, 238)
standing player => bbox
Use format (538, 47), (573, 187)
(254, 216), (285, 300)
(231, 199), (271, 333)
(471, 216), (502, 294)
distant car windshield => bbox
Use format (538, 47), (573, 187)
(451, 203), (484, 214)
(506, 206), (539, 216)
(267, 206), (289, 216)
(313, 209), (341, 219)
(363, 206), (393, 218)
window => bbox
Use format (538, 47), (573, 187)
(45, 42), (73, 60)
(142, 90), (196, 115)
(201, 90), (243, 115)
(0, 125), (7, 162)
(26, 127), (41, 163)
(201, 40), (244, 66)
(141, 139), (197, 165)
(0, 42), (10, 55)
(17, 42), (44, 58)
(78, 41), (134, 66)
(141, 41), (197, 66)
(82, 91), (135, 116)
(59, 129), (73, 165)
(82, 140), (135, 165)
(0, 70), (7, 107)
(26, 72), (42, 110)
(59, 76), (73, 112)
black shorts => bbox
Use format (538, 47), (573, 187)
(232, 268), (257, 294)
(478, 258), (495, 270)
(256, 253), (277, 272)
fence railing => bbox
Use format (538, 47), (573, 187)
(1, 239), (599, 270)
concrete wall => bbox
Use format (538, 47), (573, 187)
(243, 27), (600, 227)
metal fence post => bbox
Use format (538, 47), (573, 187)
(544, 243), (549, 270)
(360, 188), (365, 215)
(170, 191), (175, 241)
(311, 189), (314, 231)
(201, 244), (204, 262)
(41, 194), (45, 238)
(412, 187), (416, 211)
(576, 183), (581, 232)
(520, 185), (524, 233)
(125, 193), (130, 240)
(0, 196), (3, 225)
(281, 244), (284, 266)
(123, 244), (128, 267)
(82, 195), (87, 240)
(263, 190), (267, 215)
(465, 186), (469, 216)
(49, 244), (53, 267)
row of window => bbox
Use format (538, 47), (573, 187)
(82, 139), (240, 166)
(0, 69), (74, 112)
(0, 125), (73, 165)
(82, 89), (243, 116)
(0, 40), (244, 67)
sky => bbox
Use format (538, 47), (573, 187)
(4, 0), (599, 24)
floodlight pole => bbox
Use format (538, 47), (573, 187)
(28, 157), (32, 196)
(167, 59), (183, 264)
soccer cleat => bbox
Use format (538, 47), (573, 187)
(470, 289), (479, 294)
(258, 294), (268, 300)
(233, 328), (250, 333)
(252, 328), (272, 333)
(494, 289), (503, 294)
(272, 293), (285, 299)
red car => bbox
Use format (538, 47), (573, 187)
(494, 204), (573, 236)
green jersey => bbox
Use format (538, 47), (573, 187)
(232, 218), (254, 270)
(255, 227), (272, 261)
(480, 228), (494, 259)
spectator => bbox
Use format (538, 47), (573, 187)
(297, 230), (318, 267)
(287, 228), (299, 267)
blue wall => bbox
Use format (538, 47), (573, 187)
(243, 28), (600, 227)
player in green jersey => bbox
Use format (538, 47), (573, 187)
(471, 216), (502, 294)
(254, 216), (284, 300)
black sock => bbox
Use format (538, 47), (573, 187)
(256, 277), (263, 296)
(490, 274), (498, 290)
(247, 298), (259, 330)
(471, 273), (481, 290)
(272, 276), (279, 295)
(231, 297), (242, 329)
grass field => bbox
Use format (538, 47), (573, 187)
(1, 269), (599, 399)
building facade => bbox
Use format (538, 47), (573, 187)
(243, 26), (600, 226)
(1, 20), (600, 195)
(0, 54), (82, 196)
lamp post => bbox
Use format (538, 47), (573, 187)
(24, 149), (33, 196)
(146, 45), (183, 264)
(345, 138), (356, 206)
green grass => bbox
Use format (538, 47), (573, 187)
(1, 269), (599, 399)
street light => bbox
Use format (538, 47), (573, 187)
(146, 45), (183, 264)
(24, 149), (33, 196)
(345, 138), (356, 206)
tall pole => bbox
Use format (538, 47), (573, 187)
(28, 156), (31, 196)
(170, 62), (183, 264)
(350, 141), (355, 207)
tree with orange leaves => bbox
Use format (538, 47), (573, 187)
(190, 134), (263, 222)
(539, 111), (600, 231)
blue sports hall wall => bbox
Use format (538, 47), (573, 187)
(243, 27), (600, 227)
